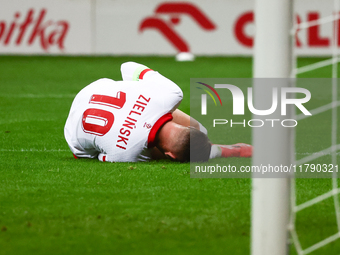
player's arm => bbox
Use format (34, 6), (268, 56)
(121, 61), (184, 112)
(121, 62), (181, 93)
(172, 109), (207, 135)
(120, 62), (151, 81)
(174, 107), (252, 159)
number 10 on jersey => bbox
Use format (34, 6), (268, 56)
(82, 92), (127, 136)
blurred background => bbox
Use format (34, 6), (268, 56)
(0, 0), (336, 57)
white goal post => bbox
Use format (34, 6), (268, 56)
(252, 1), (293, 255)
(252, 0), (340, 254)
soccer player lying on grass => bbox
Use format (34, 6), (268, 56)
(64, 62), (252, 163)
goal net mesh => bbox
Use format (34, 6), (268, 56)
(290, 1), (340, 253)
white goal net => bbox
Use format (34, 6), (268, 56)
(252, 0), (340, 254)
(289, 0), (340, 254)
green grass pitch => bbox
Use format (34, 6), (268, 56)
(0, 56), (339, 255)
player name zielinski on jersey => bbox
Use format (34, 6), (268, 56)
(64, 62), (183, 162)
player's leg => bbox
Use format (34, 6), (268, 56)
(210, 143), (252, 158)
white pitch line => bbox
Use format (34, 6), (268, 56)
(0, 148), (69, 152)
(0, 118), (58, 125)
(0, 148), (336, 155)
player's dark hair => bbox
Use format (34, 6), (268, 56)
(175, 127), (211, 163)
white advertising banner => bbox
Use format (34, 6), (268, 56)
(94, 0), (254, 55)
(0, 0), (338, 56)
(0, 0), (92, 54)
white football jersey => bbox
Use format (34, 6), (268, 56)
(64, 63), (183, 162)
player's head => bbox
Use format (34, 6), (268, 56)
(188, 127), (211, 162)
(157, 122), (211, 162)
